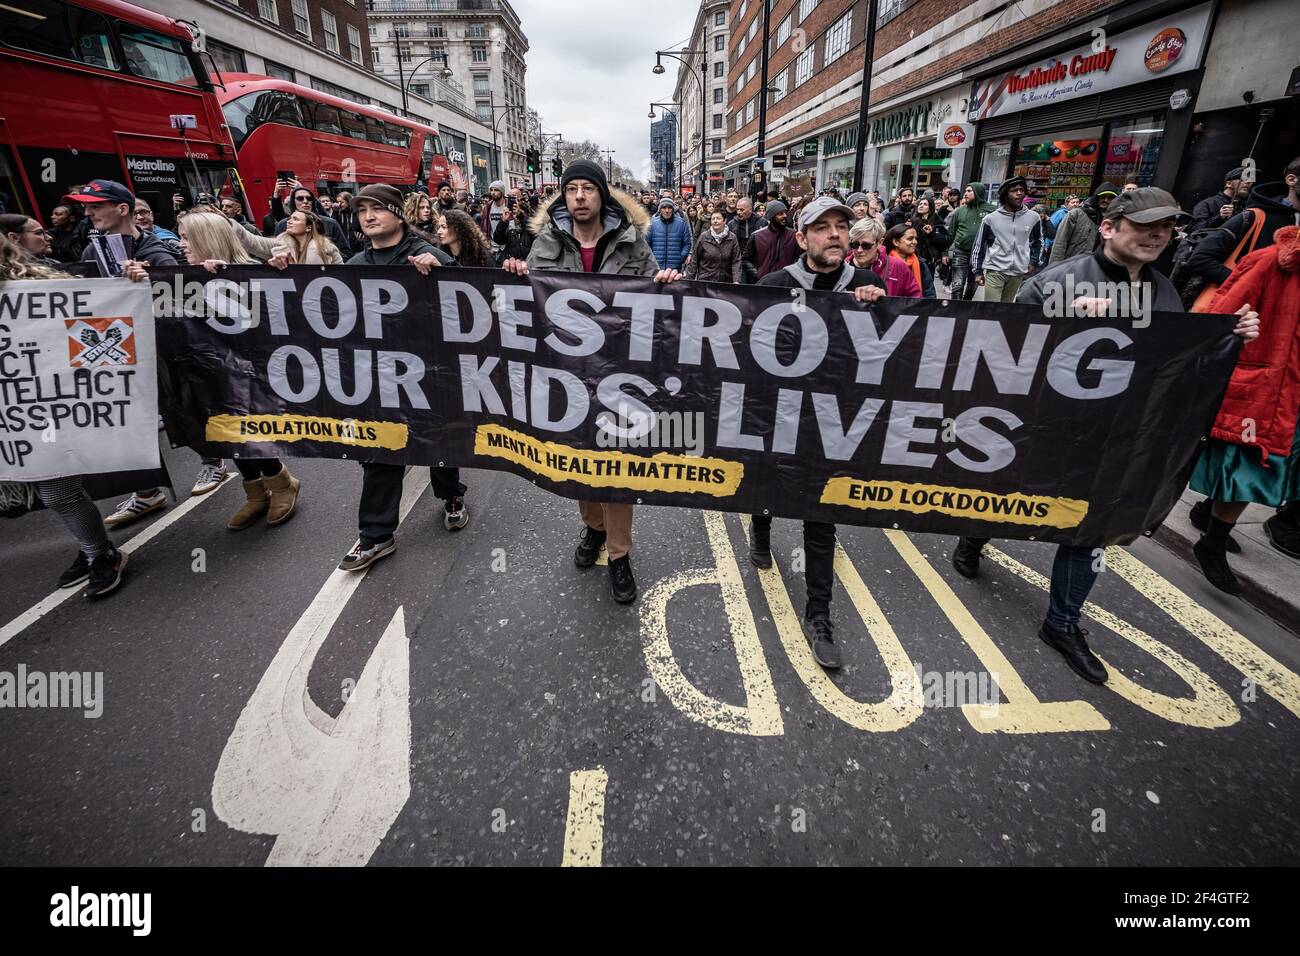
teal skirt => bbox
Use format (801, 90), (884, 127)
(1190, 417), (1300, 506)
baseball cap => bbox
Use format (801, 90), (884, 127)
(796, 195), (854, 231)
(1101, 187), (1189, 223)
(65, 179), (135, 205)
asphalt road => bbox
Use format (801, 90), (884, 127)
(2, 442), (1298, 866)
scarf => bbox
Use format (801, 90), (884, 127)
(709, 226), (729, 242)
(782, 256), (856, 291)
(891, 249), (922, 292)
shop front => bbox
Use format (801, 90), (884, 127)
(853, 86), (966, 200)
(469, 139), (493, 196)
(442, 128), (470, 192)
(967, 2), (1214, 206)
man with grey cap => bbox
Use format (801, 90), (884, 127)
(952, 187), (1259, 685)
(1189, 167), (1251, 235)
(742, 199), (799, 282)
(752, 196), (888, 670)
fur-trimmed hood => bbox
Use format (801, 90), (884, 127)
(528, 187), (651, 239)
(1275, 225), (1300, 272)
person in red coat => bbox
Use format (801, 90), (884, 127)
(1189, 225), (1300, 593)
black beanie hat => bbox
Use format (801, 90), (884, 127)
(355, 183), (404, 219)
(560, 159), (610, 209)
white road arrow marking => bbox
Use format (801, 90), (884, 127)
(212, 468), (429, 866)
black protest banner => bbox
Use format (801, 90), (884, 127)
(151, 265), (1239, 546)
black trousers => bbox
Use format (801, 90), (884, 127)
(234, 458), (282, 480)
(752, 514), (837, 619)
(358, 463), (465, 546)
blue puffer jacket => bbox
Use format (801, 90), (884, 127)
(646, 211), (692, 271)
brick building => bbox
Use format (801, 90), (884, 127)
(719, 0), (1299, 210)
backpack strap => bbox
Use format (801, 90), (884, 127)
(1225, 208), (1266, 270)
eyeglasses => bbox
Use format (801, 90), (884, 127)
(564, 184), (598, 197)
(849, 241), (876, 250)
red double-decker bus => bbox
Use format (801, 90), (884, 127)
(0, 0), (243, 227)
(215, 74), (452, 221)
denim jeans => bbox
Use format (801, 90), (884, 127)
(948, 250), (974, 300)
(965, 539), (1099, 629)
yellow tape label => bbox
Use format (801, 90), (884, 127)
(205, 414), (408, 451)
(821, 478), (1088, 529)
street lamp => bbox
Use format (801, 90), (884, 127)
(396, 38), (454, 117)
(652, 48), (707, 197)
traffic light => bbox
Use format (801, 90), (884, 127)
(551, 156), (563, 178)
(525, 147), (539, 173)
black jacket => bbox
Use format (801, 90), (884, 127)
(1189, 190), (1238, 236)
(1018, 247), (1184, 312)
(48, 223), (84, 263)
(726, 213), (767, 251)
(275, 187), (351, 254)
(1185, 182), (1299, 285)
(493, 216), (534, 262)
(81, 227), (178, 273)
(884, 204), (915, 229)
(345, 226), (452, 266)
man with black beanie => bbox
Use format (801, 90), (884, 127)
(503, 159), (677, 605)
(336, 183), (463, 573)
(1189, 167), (1251, 235)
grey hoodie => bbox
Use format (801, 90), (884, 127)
(971, 204), (1043, 276)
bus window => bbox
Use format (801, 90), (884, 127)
(118, 25), (197, 85)
(364, 117), (386, 144)
(308, 102), (343, 137)
(384, 123), (410, 148)
(341, 111), (367, 141)
(0, 0), (119, 70)
(222, 90), (302, 149)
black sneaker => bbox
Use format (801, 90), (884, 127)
(84, 548), (127, 599)
(806, 616), (842, 670)
(443, 497), (468, 531)
(574, 526), (606, 568)
(951, 537), (983, 578)
(1190, 498), (1241, 554)
(1264, 512), (1300, 560)
(1039, 621), (1107, 683)
(609, 555), (637, 604)
(749, 519), (772, 568)
(57, 551), (91, 589)
(339, 538), (396, 572)
(1193, 536), (1242, 595)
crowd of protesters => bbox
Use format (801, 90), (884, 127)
(5, 152), (1299, 685)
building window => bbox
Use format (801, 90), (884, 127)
(713, 87), (723, 104)
(712, 138), (722, 155)
(739, 0), (748, 18)
(411, 82), (429, 97)
(467, 24), (487, 38)
(714, 11), (726, 26)
(746, 59), (756, 82)
(745, 98), (755, 123)
(474, 76), (490, 93)
(776, 15), (791, 46)
(368, 24), (376, 38)
(256, 0), (277, 25)
(737, 34), (746, 57)
(347, 25), (362, 64)
(770, 67), (788, 103)
(393, 22), (409, 38)
(399, 45), (412, 63)
(735, 111), (742, 132)
(824, 11), (851, 65)
(472, 44), (487, 62)
(321, 11), (338, 54)
(795, 47), (813, 85)
(476, 101), (491, 120)
(713, 113), (723, 130)
(288, 0), (308, 37)
(206, 38), (245, 74)
(371, 48), (381, 69)
(799, 0), (818, 23)
(264, 59), (294, 82)
(714, 61), (724, 77)
(714, 34), (725, 51)
(736, 75), (743, 95)
(431, 25), (445, 38)
(747, 17), (758, 41)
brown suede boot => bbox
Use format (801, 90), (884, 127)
(228, 478), (269, 531)
(264, 467), (301, 526)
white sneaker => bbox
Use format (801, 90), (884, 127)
(103, 490), (167, 529)
(191, 461), (230, 496)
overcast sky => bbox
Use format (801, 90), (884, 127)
(515, 0), (701, 180)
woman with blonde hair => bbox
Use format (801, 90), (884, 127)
(403, 192), (438, 243)
(850, 217), (920, 297)
(277, 209), (343, 265)
(0, 237), (128, 597)
(147, 209), (305, 529)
